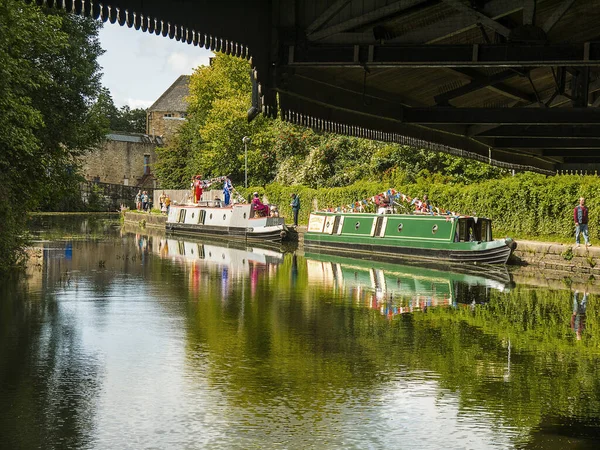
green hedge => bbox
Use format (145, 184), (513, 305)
(241, 173), (600, 240)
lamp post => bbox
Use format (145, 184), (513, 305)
(242, 136), (250, 188)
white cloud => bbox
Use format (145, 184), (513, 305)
(125, 98), (154, 109)
(99, 23), (212, 108)
(167, 51), (207, 73)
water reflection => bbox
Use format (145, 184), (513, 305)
(1, 218), (600, 449)
(152, 234), (513, 318)
(572, 291), (588, 341)
(304, 252), (512, 319)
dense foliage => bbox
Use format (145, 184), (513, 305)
(240, 172), (599, 240)
(154, 54), (506, 190)
(0, 1), (105, 271)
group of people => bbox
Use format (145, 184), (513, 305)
(134, 190), (171, 214)
(372, 193), (432, 215)
(191, 176), (236, 206)
(158, 192), (171, 215)
(135, 190), (151, 211)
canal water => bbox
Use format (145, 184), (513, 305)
(1, 215), (600, 449)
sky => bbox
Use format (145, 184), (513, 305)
(98, 23), (213, 109)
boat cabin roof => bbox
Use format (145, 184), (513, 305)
(312, 211), (491, 222)
(175, 201), (249, 209)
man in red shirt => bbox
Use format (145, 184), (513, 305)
(574, 197), (591, 248)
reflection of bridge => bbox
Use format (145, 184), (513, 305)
(57, 1), (600, 172)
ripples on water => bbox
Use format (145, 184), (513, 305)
(1, 215), (599, 449)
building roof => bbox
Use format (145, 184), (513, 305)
(107, 133), (164, 145)
(148, 75), (190, 112)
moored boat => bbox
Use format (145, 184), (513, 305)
(166, 201), (297, 243)
(304, 211), (516, 265)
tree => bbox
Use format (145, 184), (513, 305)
(0, 0), (105, 271)
(152, 54), (278, 187)
(154, 53), (509, 194)
(119, 105), (147, 133)
(89, 88), (148, 133)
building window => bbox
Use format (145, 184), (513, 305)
(144, 155), (150, 175)
(164, 113), (173, 118)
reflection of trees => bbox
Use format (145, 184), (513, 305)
(28, 214), (119, 241)
(180, 260), (600, 446)
(413, 288), (600, 434)
(0, 281), (101, 449)
(25, 218), (597, 447)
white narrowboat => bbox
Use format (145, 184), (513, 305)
(166, 201), (296, 242)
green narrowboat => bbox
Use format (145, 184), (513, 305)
(304, 212), (516, 265)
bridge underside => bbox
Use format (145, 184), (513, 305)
(46, 0), (600, 173)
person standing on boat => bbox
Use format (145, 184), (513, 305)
(377, 193), (391, 214)
(223, 178), (233, 206)
(574, 197), (591, 248)
(290, 193), (300, 226)
(421, 194), (431, 213)
(194, 176), (203, 203)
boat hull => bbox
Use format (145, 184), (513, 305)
(166, 222), (292, 243)
(166, 204), (296, 243)
(304, 236), (513, 264)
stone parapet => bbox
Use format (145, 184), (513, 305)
(511, 240), (600, 274)
(123, 211), (167, 229)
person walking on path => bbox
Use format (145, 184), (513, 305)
(574, 197), (591, 248)
(290, 193), (300, 226)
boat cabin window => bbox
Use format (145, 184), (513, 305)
(455, 218), (492, 242)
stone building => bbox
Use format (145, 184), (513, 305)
(146, 75), (190, 141)
(79, 75), (190, 189)
(80, 133), (161, 188)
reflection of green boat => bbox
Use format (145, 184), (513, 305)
(305, 212), (516, 264)
(305, 252), (513, 317)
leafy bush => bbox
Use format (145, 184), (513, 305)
(242, 173), (600, 241)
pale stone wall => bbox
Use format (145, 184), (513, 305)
(146, 111), (186, 142)
(153, 189), (223, 207)
(80, 138), (157, 186)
